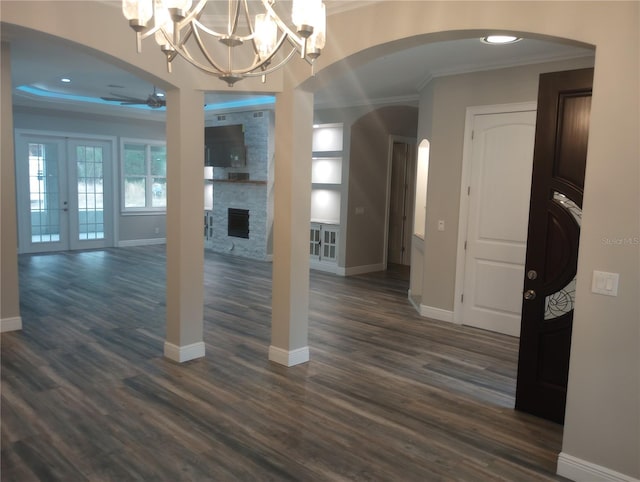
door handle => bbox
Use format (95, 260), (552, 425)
(523, 289), (536, 300)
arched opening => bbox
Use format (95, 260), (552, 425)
(413, 139), (430, 240)
(408, 139), (430, 307)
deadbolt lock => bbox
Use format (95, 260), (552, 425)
(527, 270), (537, 280)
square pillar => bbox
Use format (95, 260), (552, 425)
(164, 87), (205, 362)
(270, 87), (314, 366)
(1, 42), (22, 333)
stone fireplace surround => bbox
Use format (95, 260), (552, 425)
(204, 109), (274, 261)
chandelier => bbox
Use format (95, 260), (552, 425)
(122, 0), (327, 86)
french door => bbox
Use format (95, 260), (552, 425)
(15, 132), (114, 253)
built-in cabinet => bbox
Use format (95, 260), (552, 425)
(310, 222), (339, 265)
(310, 123), (344, 272)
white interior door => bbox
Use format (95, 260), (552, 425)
(16, 133), (113, 253)
(462, 110), (536, 336)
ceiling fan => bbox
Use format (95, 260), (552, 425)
(101, 86), (165, 109)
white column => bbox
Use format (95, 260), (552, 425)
(164, 87), (206, 362)
(0, 42), (22, 333)
(270, 87), (314, 366)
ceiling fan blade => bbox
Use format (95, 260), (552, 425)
(101, 87), (166, 108)
(101, 93), (148, 101)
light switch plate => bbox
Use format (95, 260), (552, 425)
(437, 220), (445, 231)
(592, 270), (619, 296)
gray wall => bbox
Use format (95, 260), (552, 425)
(346, 105), (418, 268)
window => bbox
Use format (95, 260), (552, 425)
(122, 140), (166, 211)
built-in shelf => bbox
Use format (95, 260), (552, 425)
(310, 123), (344, 273)
(312, 123), (343, 153)
(312, 157), (342, 185)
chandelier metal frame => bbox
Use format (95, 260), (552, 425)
(123, 0), (326, 86)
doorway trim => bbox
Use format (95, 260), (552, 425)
(14, 128), (118, 253)
(453, 101), (537, 325)
(383, 135), (416, 269)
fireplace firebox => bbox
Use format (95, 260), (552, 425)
(228, 208), (249, 239)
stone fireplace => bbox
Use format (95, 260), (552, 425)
(204, 109), (274, 261)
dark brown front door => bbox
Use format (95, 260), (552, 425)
(515, 68), (594, 424)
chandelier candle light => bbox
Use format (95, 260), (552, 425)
(122, 0), (327, 86)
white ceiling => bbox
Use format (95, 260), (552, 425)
(4, 1), (594, 118)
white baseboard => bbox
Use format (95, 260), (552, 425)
(407, 290), (421, 313)
(164, 341), (205, 363)
(419, 304), (455, 323)
(336, 263), (385, 277)
(0, 316), (22, 333)
(557, 453), (639, 482)
(118, 238), (166, 248)
(310, 260), (338, 274)
(268, 345), (310, 367)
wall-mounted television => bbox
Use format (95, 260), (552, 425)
(205, 124), (246, 167)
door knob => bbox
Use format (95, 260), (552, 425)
(523, 289), (536, 300)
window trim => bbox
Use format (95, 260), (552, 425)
(120, 138), (167, 213)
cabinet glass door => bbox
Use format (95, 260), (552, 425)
(322, 228), (338, 261)
(310, 225), (321, 259)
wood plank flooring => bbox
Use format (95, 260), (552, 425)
(1, 246), (567, 481)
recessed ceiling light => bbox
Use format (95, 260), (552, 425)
(156, 92), (165, 97)
(60, 77), (72, 83)
(482, 35), (522, 45)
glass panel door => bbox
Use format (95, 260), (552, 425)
(16, 133), (112, 253)
(17, 137), (69, 252)
(68, 139), (111, 250)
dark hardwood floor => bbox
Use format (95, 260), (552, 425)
(1, 246), (566, 481)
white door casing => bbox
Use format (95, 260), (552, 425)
(454, 104), (537, 337)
